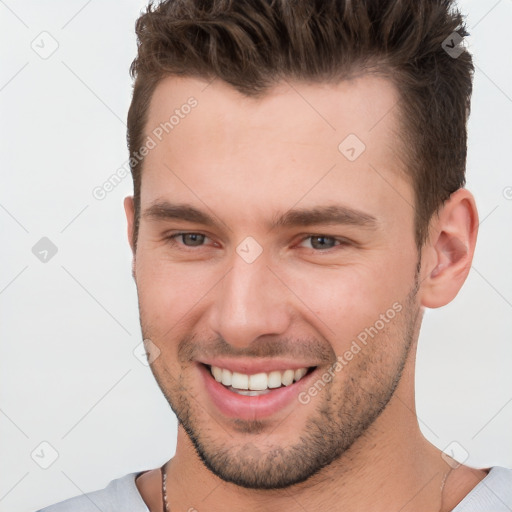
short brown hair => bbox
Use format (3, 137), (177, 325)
(127, 0), (474, 252)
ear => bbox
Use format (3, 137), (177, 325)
(123, 196), (136, 280)
(419, 188), (479, 308)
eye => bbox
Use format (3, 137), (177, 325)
(298, 235), (347, 250)
(167, 232), (209, 247)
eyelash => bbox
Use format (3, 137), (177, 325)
(164, 232), (350, 252)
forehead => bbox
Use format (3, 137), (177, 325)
(146, 74), (403, 155)
(140, 74), (413, 230)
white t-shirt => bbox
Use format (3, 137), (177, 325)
(35, 466), (512, 511)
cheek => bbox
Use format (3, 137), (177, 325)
(281, 257), (411, 343)
(135, 247), (221, 330)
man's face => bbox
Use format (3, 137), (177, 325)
(128, 75), (424, 489)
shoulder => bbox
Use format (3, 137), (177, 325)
(453, 466), (512, 511)
(34, 472), (149, 512)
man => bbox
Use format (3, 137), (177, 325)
(36, 0), (512, 511)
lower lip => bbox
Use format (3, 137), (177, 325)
(198, 363), (317, 421)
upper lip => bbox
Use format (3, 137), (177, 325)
(198, 358), (318, 375)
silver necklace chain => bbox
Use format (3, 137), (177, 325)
(162, 462), (170, 512)
(439, 466), (454, 512)
(161, 462), (453, 512)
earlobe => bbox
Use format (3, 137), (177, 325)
(420, 189), (479, 309)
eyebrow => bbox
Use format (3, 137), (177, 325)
(142, 201), (379, 231)
(143, 201), (217, 226)
(270, 204), (378, 231)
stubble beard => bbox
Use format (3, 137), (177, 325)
(143, 269), (421, 490)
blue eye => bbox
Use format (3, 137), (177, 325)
(169, 232), (208, 247)
(165, 232), (349, 252)
(307, 236), (337, 250)
(299, 235), (345, 250)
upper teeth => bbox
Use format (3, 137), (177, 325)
(210, 366), (309, 391)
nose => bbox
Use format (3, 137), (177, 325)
(207, 252), (292, 349)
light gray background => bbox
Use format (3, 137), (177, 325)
(1, 1), (511, 511)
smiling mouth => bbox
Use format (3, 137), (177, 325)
(203, 364), (317, 396)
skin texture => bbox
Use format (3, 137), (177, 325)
(125, 75), (485, 511)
